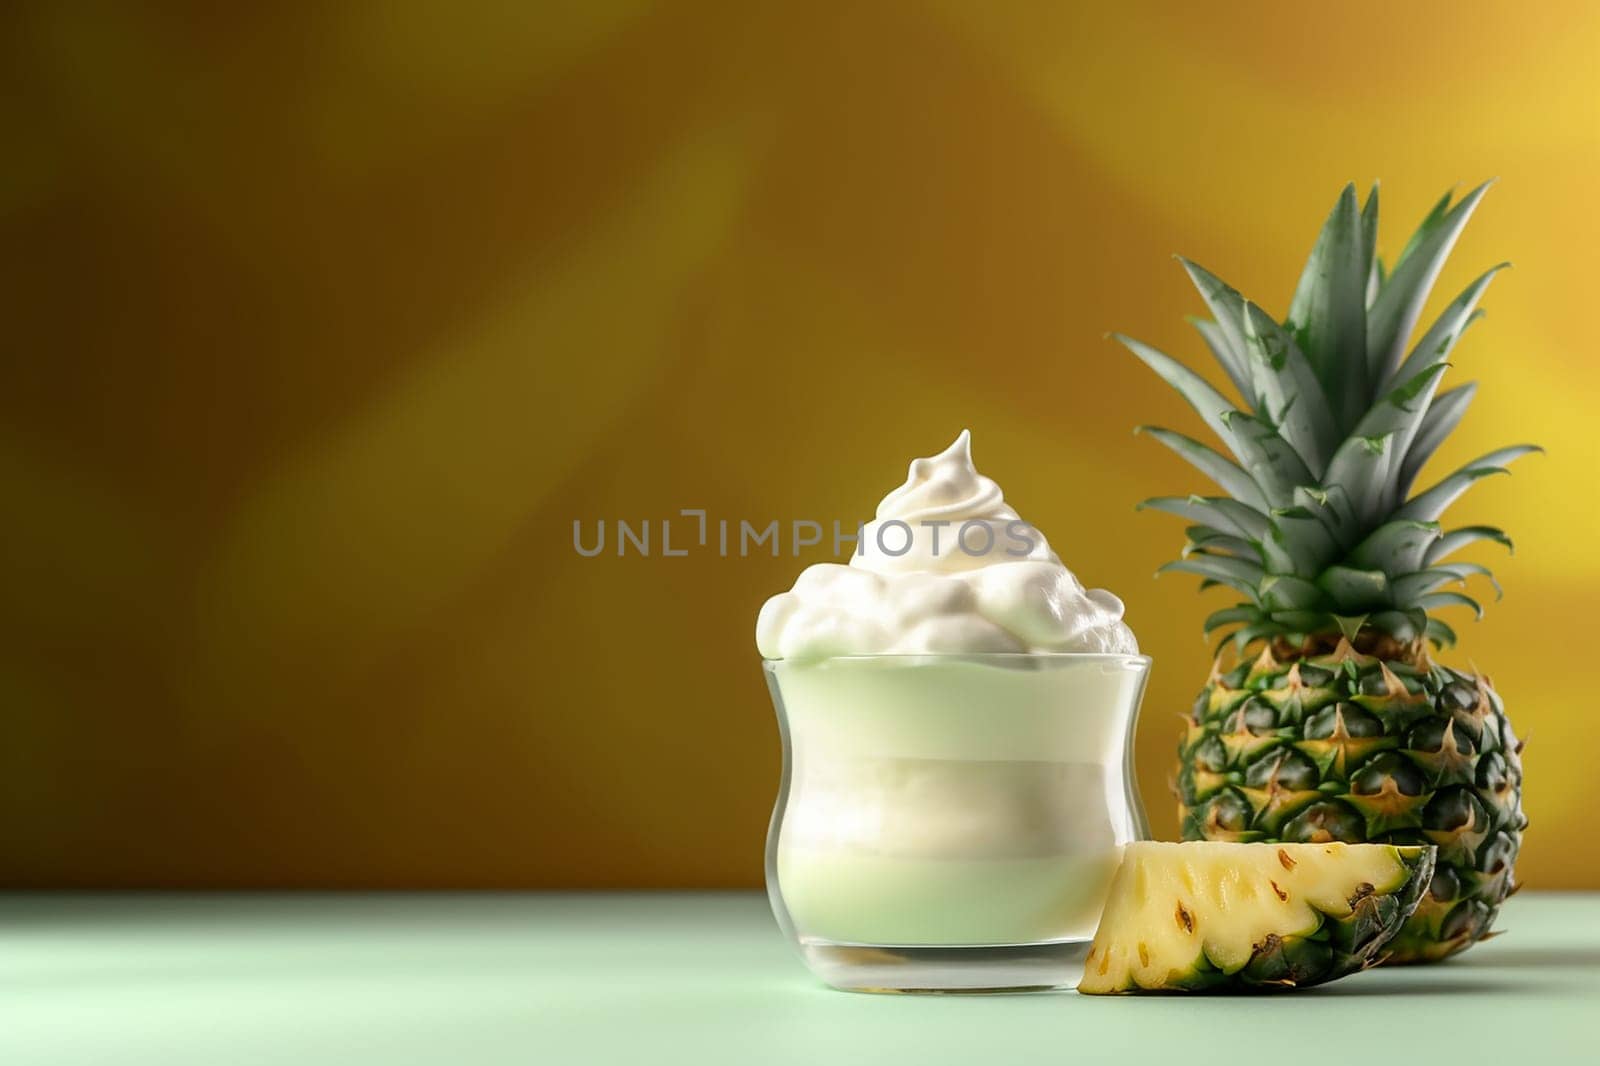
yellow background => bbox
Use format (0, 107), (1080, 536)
(2, 2), (1597, 888)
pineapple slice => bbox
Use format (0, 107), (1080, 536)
(1079, 841), (1434, 993)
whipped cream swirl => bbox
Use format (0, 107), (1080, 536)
(756, 431), (1138, 659)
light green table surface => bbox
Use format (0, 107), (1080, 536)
(2, 893), (1596, 1065)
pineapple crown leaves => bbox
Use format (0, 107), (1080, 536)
(1124, 182), (1542, 649)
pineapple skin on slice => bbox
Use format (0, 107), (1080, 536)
(1078, 841), (1435, 993)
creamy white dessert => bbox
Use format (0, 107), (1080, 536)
(757, 430), (1137, 659)
(759, 432), (1145, 949)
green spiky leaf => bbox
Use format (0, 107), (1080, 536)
(1396, 382), (1476, 500)
(1425, 525), (1513, 564)
(1159, 556), (1267, 598)
(1391, 568), (1474, 604)
(1384, 264), (1506, 392)
(1346, 520), (1442, 575)
(1324, 363), (1451, 526)
(1203, 606), (1265, 634)
(1360, 184), (1381, 304)
(1240, 301), (1337, 473)
(1114, 334), (1236, 449)
(1178, 259), (1253, 374)
(1416, 591), (1484, 619)
(1319, 433), (1394, 532)
(1257, 523), (1301, 576)
(1367, 181), (1493, 386)
(1189, 316), (1254, 403)
(1137, 426), (1269, 510)
(1139, 496), (1270, 541)
(1230, 622), (1286, 653)
(1124, 183), (1534, 648)
(1333, 614), (1370, 642)
(1318, 566), (1391, 611)
(1183, 526), (1259, 560)
(1287, 183), (1369, 429)
(1394, 445), (1542, 524)
(1219, 410), (1314, 507)
(1292, 485), (1359, 548)
(1425, 617), (1458, 648)
(1263, 507), (1337, 575)
(1368, 609), (1426, 642)
(1259, 574), (1325, 611)
(1269, 610), (1332, 633)
(1430, 561), (1502, 600)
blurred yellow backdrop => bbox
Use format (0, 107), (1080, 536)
(2, 2), (1597, 887)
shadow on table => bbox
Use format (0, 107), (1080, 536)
(1450, 945), (1600, 970)
(1310, 976), (1571, 997)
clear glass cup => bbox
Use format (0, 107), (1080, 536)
(763, 653), (1150, 993)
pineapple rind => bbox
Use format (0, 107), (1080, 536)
(1179, 652), (1524, 964)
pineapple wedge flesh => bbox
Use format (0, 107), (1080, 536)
(1079, 841), (1435, 993)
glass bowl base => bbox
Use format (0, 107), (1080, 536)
(795, 936), (1090, 994)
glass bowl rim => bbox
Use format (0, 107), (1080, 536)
(761, 652), (1152, 666)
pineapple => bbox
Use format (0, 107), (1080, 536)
(1117, 183), (1534, 963)
(1078, 841), (1434, 993)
